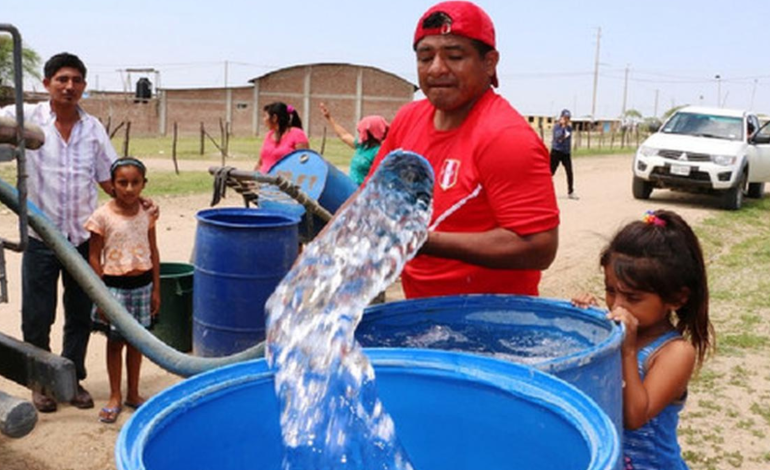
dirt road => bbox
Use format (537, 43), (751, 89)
(0, 154), (729, 469)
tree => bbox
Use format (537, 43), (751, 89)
(0, 36), (41, 88)
(662, 105), (688, 121)
(623, 109), (643, 119)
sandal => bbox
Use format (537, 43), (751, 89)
(98, 406), (122, 423)
(124, 399), (146, 410)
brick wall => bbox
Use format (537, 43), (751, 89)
(78, 63), (415, 138)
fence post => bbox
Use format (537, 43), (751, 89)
(200, 122), (205, 155)
(123, 121), (131, 157)
(172, 122), (179, 175)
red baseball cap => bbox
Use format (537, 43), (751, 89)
(413, 1), (498, 86)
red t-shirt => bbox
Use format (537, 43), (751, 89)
(369, 89), (559, 298)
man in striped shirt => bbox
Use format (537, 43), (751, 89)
(2, 53), (116, 412)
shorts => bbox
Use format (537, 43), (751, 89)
(92, 280), (153, 342)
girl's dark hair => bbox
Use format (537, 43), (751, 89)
(361, 129), (387, 149)
(110, 157), (147, 182)
(600, 209), (714, 367)
(263, 102), (302, 140)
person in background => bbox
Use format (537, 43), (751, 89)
(0, 53), (116, 413)
(366, 1), (559, 299)
(319, 102), (389, 186)
(257, 102), (309, 173)
(572, 209), (714, 470)
(86, 157), (160, 424)
(550, 108), (578, 199)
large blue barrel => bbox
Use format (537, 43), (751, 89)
(116, 349), (619, 470)
(192, 208), (299, 357)
(260, 149), (357, 241)
(356, 295), (624, 440)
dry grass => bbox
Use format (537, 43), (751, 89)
(682, 197), (770, 469)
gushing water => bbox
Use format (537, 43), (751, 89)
(266, 150), (434, 470)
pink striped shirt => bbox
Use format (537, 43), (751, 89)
(1, 101), (117, 245)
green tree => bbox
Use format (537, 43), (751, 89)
(623, 109), (643, 119)
(0, 36), (41, 87)
(662, 105), (688, 121)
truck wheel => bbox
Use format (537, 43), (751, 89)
(722, 171), (747, 210)
(632, 177), (653, 200)
(747, 182), (765, 199)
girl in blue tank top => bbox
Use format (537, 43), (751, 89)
(573, 209), (715, 470)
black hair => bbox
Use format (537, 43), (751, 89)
(263, 102), (303, 140)
(110, 157), (147, 182)
(600, 209), (714, 367)
(417, 12), (494, 58)
(361, 128), (388, 149)
(44, 53), (87, 79)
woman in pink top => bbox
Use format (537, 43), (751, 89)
(257, 102), (309, 173)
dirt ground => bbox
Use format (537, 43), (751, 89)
(0, 154), (743, 469)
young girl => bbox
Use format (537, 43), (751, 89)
(572, 209), (714, 470)
(85, 157), (160, 424)
(257, 101), (309, 173)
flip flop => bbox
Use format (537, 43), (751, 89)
(123, 400), (145, 410)
(98, 406), (122, 424)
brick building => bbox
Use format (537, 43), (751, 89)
(78, 63), (417, 137)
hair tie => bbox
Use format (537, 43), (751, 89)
(286, 104), (295, 114)
(642, 210), (666, 227)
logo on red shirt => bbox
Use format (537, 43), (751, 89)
(439, 159), (460, 190)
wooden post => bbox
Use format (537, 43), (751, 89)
(219, 118), (226, 166)
(172, 122), (179, 175)
(599, 125), (604, 149)
(200, 122), (205, 155)
(122, 121), (131, 157)
(610, 128), (615, 149)
(587, 124), (591, 149)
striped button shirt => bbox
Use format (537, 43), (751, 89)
(1, 101), (117, 245)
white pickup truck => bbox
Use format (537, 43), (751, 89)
(632, 106), (770, 209)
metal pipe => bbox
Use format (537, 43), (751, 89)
(0, 24), (28, 252)
(0, 179), (265, 377)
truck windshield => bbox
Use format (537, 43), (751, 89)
(661, 112), (743, 141)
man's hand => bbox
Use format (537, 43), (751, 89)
(140, 197), (160, 221)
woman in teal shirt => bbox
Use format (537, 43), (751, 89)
(320, 103), (389, 185)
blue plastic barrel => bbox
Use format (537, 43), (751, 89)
(192, 208), (299, 357)
(356, 295), (624, 440)
(116, 349), (619, 470)
(260, 149), (357, 241)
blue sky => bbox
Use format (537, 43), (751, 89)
(5, 0), (770, 118)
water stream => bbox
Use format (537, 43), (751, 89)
(266, 150), (434, 470)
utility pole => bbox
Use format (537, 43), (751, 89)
(654, 89), (659, 118)
(750, 79), (758, 109)
(715, 74), (721, 108)
(224, 60), (229, 89)
(591, 27), (601, 120)
(621, 64), (629, 116)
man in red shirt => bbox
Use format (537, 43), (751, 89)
(369, 1), (559, 298)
